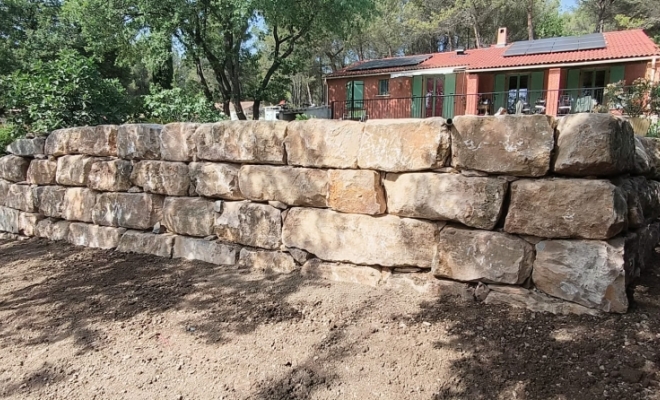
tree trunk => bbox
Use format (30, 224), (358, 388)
(527, 0), (535, 40)
(223, 100), (230, 116)
(252, 98), (261, 120)
(472, 23), (481, 48)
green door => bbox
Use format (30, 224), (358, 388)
(411, 76), (423, 117)
(529, 71), (544, 107)
(493, 73), (506, 112)
(609, 65), (625, 84)
(346, 81), (364, 119)
(565, 69), (580, 112)
(443, 73), (457, 119)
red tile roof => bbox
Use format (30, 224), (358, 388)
(326, 30), (660, 78)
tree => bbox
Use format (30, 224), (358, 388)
(579, 0), (616, 32)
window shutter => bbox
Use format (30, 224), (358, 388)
(493, 73), (506, 111)
(609, 65), (625, 84)
(529, 71), (545, 106)
(443, 73), (457, 119)
(411, 76), (423, 117)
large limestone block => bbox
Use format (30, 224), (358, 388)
(92, 193), (163, 230)
(27, 160), (57, 185)
(172, 236), (239, 266)
(56, 155), (96, 186)
(62, 188), (97, 222)
(384, 173), (507, 230)
(283, 208), (442, 268)
(383, 274), (474, 300)
(238, 248), (297, 273)
(117, 124), (163, 160)
(504, 179), (628, 240)
(18, 212), (44, 236)
(67, 223), (126, 249)
(639, 136), (660, 179)
(451, 115), (554, 177)
(162, 197), (215, 237)
(0, 206), (20, 233)
(533, 240), (629, 313)
(215, 201), (282, 250)
(238, 165), (327, 207)
(358, 118), (451, 172)
(88, 159), (132, 192)
(0, 155), (30, 182)
(484, 286), (599, 316)
(196, 121), (288, 164)
(301, 259), (383, 287)
(189, 162), (243, 200)
(284, 120), (363, 168)
(5, 184), (38, 212)
(38, 186), (67, 218)
(620, 222), (660, 283)
(554, 114), (635, 176)
(7, 138), (45, 157)
(35, 218), (71, 241)
(433, 227), (534, 284)
(0, 179), (9, 205)
(117, 231), (174, 258)
(131, 161), (190, 196)
(613, 177), (660, 229)
(327, 169), (386, 215)
(45, 126), (118, 157)
(160, 123), (199, 162)
(634, 136), (653, 175)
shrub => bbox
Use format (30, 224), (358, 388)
(648, 121), (660, 138)
(143, 87), (227, 123)
(0, 50), (132, 137)
(0, 124), (19, 154)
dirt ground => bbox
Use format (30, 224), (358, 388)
(0, 239), (659, 400)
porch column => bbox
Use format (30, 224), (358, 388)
(465, 73), (479, 115)
(546, 68), (562, 117)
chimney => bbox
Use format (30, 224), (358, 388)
(496, 27), (508, 47)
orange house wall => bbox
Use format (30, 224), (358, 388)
(327, 75), (412, 119)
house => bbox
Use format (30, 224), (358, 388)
(325, 28), (660, 120)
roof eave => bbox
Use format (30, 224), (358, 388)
(465, 55), (660, 73)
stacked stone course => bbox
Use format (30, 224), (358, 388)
(0, 114), (659, 315)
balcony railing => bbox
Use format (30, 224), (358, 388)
(332, 95), (468, 121)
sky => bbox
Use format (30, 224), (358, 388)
(560, 0), (577, 11)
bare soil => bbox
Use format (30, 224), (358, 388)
(0, 238), (660, 400)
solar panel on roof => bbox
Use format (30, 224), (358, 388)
(346, 55), (432, 72)
(503, 33), (606, 57)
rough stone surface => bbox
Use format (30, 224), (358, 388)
(533, 240), (628, 313)
(634, 136), (653, 175)
(639, 136), (660, 179)
(45, 126), (118, 157)
(621, 222), (660, 283)
(27, 160), (57, 185)
(301, 259), (383, 287)
(554, 114), (635, 176)
(172, 236), (239, 266)
(288, 248), (313, 265)
(67, 223), (126, 249)
(131, 161), (190, 196)
(35, 218), (71, 241)
(283, 208), (442, 268)
(189, 162), (243, 200)
(0, 179), (9, 205)
(56, 155), (96, 186)
(433, 227), (535, 284)
(613, 177), (660, 229)
(451, 115), (555, 177)
(117, 231), (174, 258)
(215, 201), (282, 250)
(384, 173), (507, 230)
(160, 123), (199, 162)
(358, 118), (450, 172)
(5, 184), (38, 212)
(327, 169), (386, 215)
(18, 212), (44, 236)
(383, 274), (473, 300)
(196, 121), (288, 164)
(0, 206), (20, 233)
(117, 124), (162, 160)
(238, 165), (328, 207)
(0, 155), (30, 182)
(37, 186), (67, 218)
(484, 286), (599, 316)
(285, 120), (363, 168)
(88, 159), (132, 192)
(238, 249), (297, 273)
(92, 193), (164, 230)
(7, 138), (45, 156)
(62, 188), (97, 222)
(504, 179), (628, 240)
(163, 197), (215, 237)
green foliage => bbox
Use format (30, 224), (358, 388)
(295, 113), (312, 120)
(0, 50), (132, 136)
(647, 121), (660, 138)
(0, 124), (19, 154)
(143, 87), (227, 124)
(605, 78), (660, 118)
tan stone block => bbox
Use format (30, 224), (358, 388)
(88, 159), (133, 192)
(238, 165), (327, 207)
(450, 115), (555, 177)
(18, 212), (44, 236)
(62, 188), (97, 222)
(238, 249), (297, 273)
(484, 286), (599, 316)
(196, 121), (288, 164)
(504, 179), (628, 240)
(27, 160), (57, 185)
(130, 161), (190, 196)
(67, 223), (126, 249)
(215, 201), (282, 250)
(189, 162), (243, 200)
(7, 138), (45, 156)
(327, 169), (386, 215)
(35, 218), (71, 241)
(162, 197), (215, 237)
(301, 259), (383, 287)
(284, 120), (363, 168)
(5, 184), (38, 212)
(117, 124), (162, 160)
(45, 126), (118, 156)
(0, 206), (20, 233)
(0, 155), (30, 182)
(37, 186), (67, 218)
(117, 231), (174, 258)
(358, 118), (451, 172)
(92, 193), (163, 230)
(56, 155), (96, 186)
(160, 123), (199, 162)
(172, 236), (239, 266)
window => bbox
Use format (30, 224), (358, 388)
(507, 74), (530, 111)
(378, 79), (389, 96)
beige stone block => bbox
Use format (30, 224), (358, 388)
(56, 155), (95, 186)
(92, 192), (164, 230)
(130, 161), (190, 196)
(18, 212), (44, 236)
(215, 201), (282, 250)
(88, 159), (133, 192)
(45, 126), (118, 156)
(117, 124), (162, 160)
(0, 206), (20, 233)
(284, 120), (363, 168)
(238, 249), (297, 273)
(160, 122), (199, 162)
(7, 138), (45, 156)
(117, 231), (174, 258)
(301, 259), (383, 287)
(327, 169), (386, 215)
(35, 218), (71, 241)
(27, 160), (57, 185)
(62, 188), (97, 222)
(238, 165), (327, 207)
(162, 197), (215, 237)
(0, 155), (30, 182)
(5, 184), (38, 212)
(189, 162), (243, 200)
(172, 236), (239, 266)
(196, 121), (288, 164)
(67, 223), (126, 249)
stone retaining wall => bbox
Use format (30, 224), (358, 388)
(1, 114), (659, 315)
